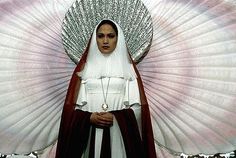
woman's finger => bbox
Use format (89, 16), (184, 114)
(97, 115), (113, 123)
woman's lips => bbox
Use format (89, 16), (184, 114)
(102, 46), (110, 49)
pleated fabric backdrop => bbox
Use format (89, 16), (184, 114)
(1, 0), (236, 157)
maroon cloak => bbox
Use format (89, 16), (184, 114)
(55, 45), (156, 158)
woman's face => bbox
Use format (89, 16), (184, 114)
(96, 24), (118, 54)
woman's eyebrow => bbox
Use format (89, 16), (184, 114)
(97, 31), (115, 33)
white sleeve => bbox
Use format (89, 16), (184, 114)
(75, 80), (87, 110)
(123, 79), (142, 134)
(123, 79), (141, 106)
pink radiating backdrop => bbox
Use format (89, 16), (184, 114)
(1, 0), (236, 157)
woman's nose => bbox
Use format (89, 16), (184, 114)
(103, 37), (108, 44)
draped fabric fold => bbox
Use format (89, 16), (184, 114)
(56, 108), (91, 158)
(100, 127), (111, 158)
(111, 109), (144, 158)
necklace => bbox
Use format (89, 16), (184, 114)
(101, 77), (110, 111)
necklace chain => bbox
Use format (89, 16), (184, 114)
(101, 77), (110, 111)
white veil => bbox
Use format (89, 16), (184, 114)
(78, 20), (137, 80)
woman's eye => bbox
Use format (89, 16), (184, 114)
(108, 34), (116, 38)
(97, 34), (104, 38)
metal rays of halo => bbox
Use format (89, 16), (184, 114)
(140, 0), (236, 156)
(61, 0), (153, 64)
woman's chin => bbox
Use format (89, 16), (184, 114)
(100, 49), (113, 54)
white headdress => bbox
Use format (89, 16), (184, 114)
(78, 20), (137, 80)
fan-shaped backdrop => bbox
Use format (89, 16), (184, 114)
(0, 0), (236, 158)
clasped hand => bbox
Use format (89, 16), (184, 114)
(90, 112), (113, 127)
